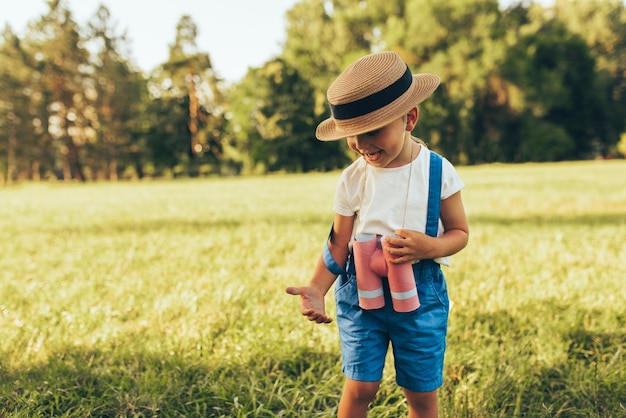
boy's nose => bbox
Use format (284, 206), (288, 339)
(354, 135), (370, 151)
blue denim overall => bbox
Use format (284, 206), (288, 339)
(324, 151), (450, 393)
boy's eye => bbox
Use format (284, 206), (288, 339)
(365, 129), (381, 137)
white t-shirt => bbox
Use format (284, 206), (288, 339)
(333, 144), (464, 266)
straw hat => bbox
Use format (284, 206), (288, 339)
(316, 51), (440, 141)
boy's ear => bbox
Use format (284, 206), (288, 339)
(405, 106), (419, 131)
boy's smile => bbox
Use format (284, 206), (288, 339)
(347, 107), (420, 168)
(347, 115), (414, 168)
(362, 149), (384, 163)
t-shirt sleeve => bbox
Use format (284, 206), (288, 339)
(333, 170), (355, 217)
(332, 159), (367, 217)
(440, 157), (465, 200)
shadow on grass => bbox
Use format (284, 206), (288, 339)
(0, 346), (343, 417)
(3, 300), (624, 417)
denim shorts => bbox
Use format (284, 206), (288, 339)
(334, 259), (450, 393)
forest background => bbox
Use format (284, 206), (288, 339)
(1, 0), (625, 183)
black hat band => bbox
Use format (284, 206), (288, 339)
(329, 66), (412, 121)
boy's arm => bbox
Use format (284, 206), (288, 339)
(386, 191), (469, 263)
(286, 213), (354, 324)
(437, 190), (469, 256)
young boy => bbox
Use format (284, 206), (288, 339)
(286, 51), (469, 418)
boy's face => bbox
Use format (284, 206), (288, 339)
(347, 115), (408, 168)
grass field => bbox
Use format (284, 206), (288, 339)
(1, 160), (625, 417)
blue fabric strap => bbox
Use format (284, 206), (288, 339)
(425, 151), (442, 238)
(323, 223), (347, 275)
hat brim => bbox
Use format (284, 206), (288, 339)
(315, 73), (440, 141)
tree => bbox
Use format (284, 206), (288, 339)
(21, 0), (92, 180)
(282, 0), (510, 164)
(552, 0), (626, 156)
(501, 20), (598, 160)
(227, 58), (345, 174)
(282, 0), (374, 113)
(147, 15), (226, 176)
(0, 26), (34, 184)
(381, 0), (507, 163)
(86, 4), (146, 179)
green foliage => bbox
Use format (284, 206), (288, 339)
(228, 59), (348, 174)
(500, 21), (599, 160)
(1, 0), (625, 181)
(0, 161), (625, 416)
(0, 26), (34, 185)
(148, 15), (227, 177)
(281, 0), (626, 164)
(19, 0), (93, 181)
(282, 0), (373, 111)
(86, 4), (147, 180)
(516, 118), (574, 162)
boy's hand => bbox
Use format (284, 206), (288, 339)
(285, 286), (333, 324)
(384, 229), (437, 264)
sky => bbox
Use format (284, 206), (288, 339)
(0, 0), (300, 83)
(1, 0), (558, 84)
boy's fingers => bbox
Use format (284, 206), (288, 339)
(393, 229), (408, 238)
(285, 286), (302, 295)
(383, 236), (397, 248)
(385, 234), (406, 246)
(308, 313), (332, 324)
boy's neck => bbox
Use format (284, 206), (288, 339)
(402, 136), (420, 164)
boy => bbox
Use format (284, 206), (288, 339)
(287, 51), (469, 418)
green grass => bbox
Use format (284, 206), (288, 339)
(1, 160), (625, 417)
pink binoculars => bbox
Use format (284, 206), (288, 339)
(352, 234), (420, 312)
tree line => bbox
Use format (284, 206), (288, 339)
(1, 0), (625, 183)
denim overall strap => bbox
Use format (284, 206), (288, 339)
(425, 151), (443, 238)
